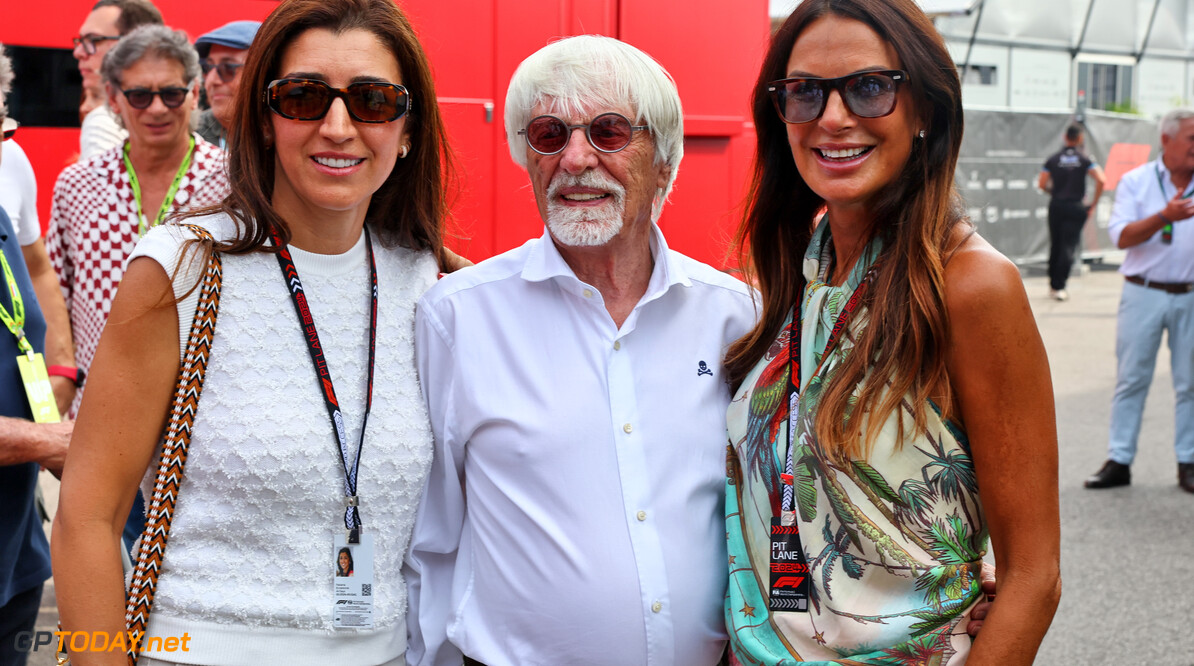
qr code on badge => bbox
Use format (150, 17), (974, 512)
(362, 584), (372, 597)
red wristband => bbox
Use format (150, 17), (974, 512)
(47, 365), (85, 387)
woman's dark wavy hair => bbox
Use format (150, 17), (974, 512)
(724, 0), (970, 460)
(182, 0), (453, 264)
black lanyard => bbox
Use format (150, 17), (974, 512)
(272, 228), (378, 542)
(781, 259), (881, 513)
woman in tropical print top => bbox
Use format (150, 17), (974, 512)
(722, 0), (1061, 663)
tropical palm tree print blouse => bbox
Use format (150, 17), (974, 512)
(724, 222), (987, 665)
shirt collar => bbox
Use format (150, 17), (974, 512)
(521, 222), (693, 301)
(1156, 157), (1171, 181)
(1154, 158), (1194, 197)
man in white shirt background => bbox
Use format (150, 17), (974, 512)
(1085, 108), (1194, 493)
(405, 36), (757, 666)
(72, 0), (162, 160)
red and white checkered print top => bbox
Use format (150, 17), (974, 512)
(46, 136), (229, 414)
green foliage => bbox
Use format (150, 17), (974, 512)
(927, 515), (981, 564)
(852, 460), (900, 504)
(1103, 100), (1141, 115)
(795, 460), (819, 523)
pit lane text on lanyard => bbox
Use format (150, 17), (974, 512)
(772, 260), (880, 613)
(0, 250), (59, 423)
(1154, 164), (1194, 245)
(123, 134), (195, 237)
(272, 227), (378, 629)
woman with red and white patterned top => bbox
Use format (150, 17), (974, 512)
(46, 25), (228, 416)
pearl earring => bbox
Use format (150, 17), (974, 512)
(399, 145), (409, 159)
(917, 130), (926, 139)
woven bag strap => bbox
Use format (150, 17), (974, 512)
(123, 225), (222, 664)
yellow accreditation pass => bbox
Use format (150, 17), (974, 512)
(17, 352), (60, 423)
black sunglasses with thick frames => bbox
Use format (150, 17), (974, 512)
(201, 59), (245, 84)
(264, 79), (411, 124)
(72, 34), (121, 56)
(518, 112), (649, 156)
(767, 70), (908, 124)
(121, 87), (190, 110)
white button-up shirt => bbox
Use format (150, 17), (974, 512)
(406, 225), (757, 666)
(1109, 158), (1194, 283)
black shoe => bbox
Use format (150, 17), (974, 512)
(1179, 463), (1194, 493)
(1085, 460), (1131, 489)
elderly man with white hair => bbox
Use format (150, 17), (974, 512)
(405, 35), (756, 666)
(1086, 108), (1194, 493)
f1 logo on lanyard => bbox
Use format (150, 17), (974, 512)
(770, 454), (811, 611)
(770, 253), (882, 613)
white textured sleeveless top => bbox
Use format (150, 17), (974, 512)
(126, 213), (437, 665)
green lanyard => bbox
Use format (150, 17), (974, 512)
(0, 249), (33, 357)
(124, 134), (196, 236)
(1154, 165), (1193, 244)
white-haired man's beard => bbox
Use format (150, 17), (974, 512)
(545, 171), (627, 247)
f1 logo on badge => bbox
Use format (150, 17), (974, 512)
(773, 576), (805, 589)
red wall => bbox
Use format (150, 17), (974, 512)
(409, 0), (768, 267)
(3, 0), (769, 269)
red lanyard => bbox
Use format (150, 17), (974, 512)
(272, 227), (378, 542)
(781, 259), (881, 513)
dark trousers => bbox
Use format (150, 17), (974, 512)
(1047, 199), (1089, 290)
(0, 584), (44, 666)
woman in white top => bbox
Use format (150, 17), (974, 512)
(52, 0), (452, 664)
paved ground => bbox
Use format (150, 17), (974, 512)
(27, 263), (1194, 665)
(1028, 263), (1194, 666)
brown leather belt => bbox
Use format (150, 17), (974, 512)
(1126, 275), (1194, 294)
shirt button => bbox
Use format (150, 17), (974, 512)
(651, 601), (663, 613)
(613, 340), (621, 351)
(583, 289), (593, 298)
(623, 423), (633, 434)
(636, 510), (647, 521)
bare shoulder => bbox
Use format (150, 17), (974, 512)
(942, 228), (1027, 321)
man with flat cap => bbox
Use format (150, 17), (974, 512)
(194, 20), (261, 150)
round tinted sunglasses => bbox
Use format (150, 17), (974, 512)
(767, 70), (907, 124)
(201, 59), (244, 84)
(518, 113), (649, 155)
(264, 79), (411, 123)
(121, 87), (190, 109)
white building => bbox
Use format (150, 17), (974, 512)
(936, 0), (1193, 117)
